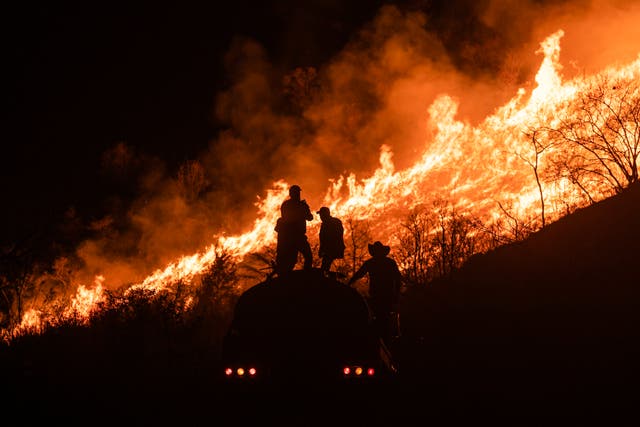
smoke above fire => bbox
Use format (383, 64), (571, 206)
(5, 0), (640, 338)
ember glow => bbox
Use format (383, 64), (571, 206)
(3, 28), (639, 341)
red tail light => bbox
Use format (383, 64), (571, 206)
(224, 368), (233, 376)
(248, 367), (257, 376)
(343, 364), (376, 378)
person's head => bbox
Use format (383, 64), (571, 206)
(316, 206), (330, 221)
(289, 185), (301, 200)
(368, 241), (390, 258)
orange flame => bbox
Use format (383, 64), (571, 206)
(4, 275), (106, 341)
(128, 29), (640, 294)
(4, 30), (640, 340)
(65, 275), (106, 320)
(131, 29), (640, 292)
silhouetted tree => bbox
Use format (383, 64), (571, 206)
(396, 207), (433, 286)
(495, 201), (536, 243)
(547, 76), (640, 197)
(394, 201), (486, 285)
(520, 128), (553, 228)
(343, 213), (371, 278)
(0, 240), (41, 329)
(196, 250), (238, 311)
(479, 219), (514, 250)
(431, 200), (483, 279)
(241, 246), (279, 280)
(547, 148), (598, 205)
(191, 249), (239, 357)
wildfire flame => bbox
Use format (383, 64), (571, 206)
(8, 275), (106, 339)
(4, 29), (640, 341)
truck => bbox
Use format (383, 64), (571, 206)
(221, 269), (398, 389)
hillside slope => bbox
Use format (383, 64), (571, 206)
(455, 180), (640, 308)
(399, 181), (640, 420)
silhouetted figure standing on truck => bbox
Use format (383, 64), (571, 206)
(348, 241), (402, 345)
(275, 185), (313, 274)
(317, 206), (345, 276)
(274, 217), (291, 275)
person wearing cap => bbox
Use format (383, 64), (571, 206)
(275, 184), (314, 273)
(347, 241), (403, 345)
(316, 206), (345, 276)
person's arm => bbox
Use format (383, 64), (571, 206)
(347, 262), (368, 286)
(390, 259), (403, 304)
(302, 200), (313, 221)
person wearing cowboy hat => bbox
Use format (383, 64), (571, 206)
(347, 241), (403, 345)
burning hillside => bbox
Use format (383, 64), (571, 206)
(2, 2), (640, 342)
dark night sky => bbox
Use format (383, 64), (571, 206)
(3, 1), (395, 245)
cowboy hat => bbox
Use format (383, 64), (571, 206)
(368, 241), (390, 257)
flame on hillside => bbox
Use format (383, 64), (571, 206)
(3, 29), (639, 341)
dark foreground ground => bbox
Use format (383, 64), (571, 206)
(4, 321), (639, 427)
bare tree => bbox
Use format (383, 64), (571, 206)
(547, 76), (640, 196)
(191, 248), (240, 346)
(546, 148), (599, 205)
(395, 208), (434, 286)
(519, 128), (553, 227)
(0, 241), (40, 329)
(240, 246), (278, 281)
(478, 219), (514, 251)
(495, 201), (536, 243)
(342, 213), (371, 277)
(198, 250), (239, 306)
(393, 201), (488, 285)
(431, 201), (483, 279)
(0, 275), (11, 328)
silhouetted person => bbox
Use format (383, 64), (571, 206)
(348, 241), (402, 345)
(274, 217), (292, 275)
(317, 206), (345, 276)
(275, 185), (313, 274)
